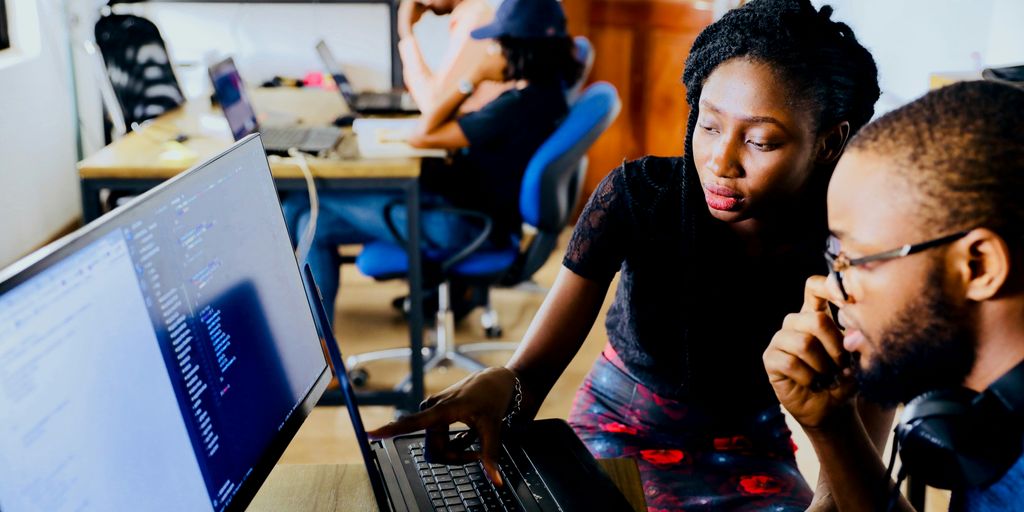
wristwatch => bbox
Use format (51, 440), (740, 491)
(457, 78), (475, 96)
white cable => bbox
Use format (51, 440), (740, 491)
(288, 148), (319, 264)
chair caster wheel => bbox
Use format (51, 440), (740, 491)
(350, 368), (369, 387)
(485, 326), (503, 339)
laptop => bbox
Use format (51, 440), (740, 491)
(209, 57), (343, 155)
(0, 135), (332, 511)
(316, 40), (419, 115)
(303, 266), (635, 512)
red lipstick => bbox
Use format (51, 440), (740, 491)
(704, 184), (742, 211)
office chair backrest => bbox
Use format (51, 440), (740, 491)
(94, 13), (184, 131)
(566, 36), (595, 104)
(510, 82), (620, 282)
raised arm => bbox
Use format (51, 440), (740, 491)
(808, 397), (896, 511)
(407, 44), (506, 150)
(398, 0), (495, 113)
(764, 276), (914, 512)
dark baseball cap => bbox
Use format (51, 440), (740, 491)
(470, 0), (568, 40)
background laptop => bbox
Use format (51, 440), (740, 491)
(209, 57), (342, 155)
(303, 264), (635, 512)
(316, 40), (419, 115)
(0, 136), (331, 512)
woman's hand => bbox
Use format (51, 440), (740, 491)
(763, 275), (856, 429)
(367, 367), (518, 486)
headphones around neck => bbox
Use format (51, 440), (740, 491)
(894, 360), (1024, 491)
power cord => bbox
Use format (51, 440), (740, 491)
(287, 148), (320, 264)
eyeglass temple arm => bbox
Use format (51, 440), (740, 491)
(847, 230), (972, 267)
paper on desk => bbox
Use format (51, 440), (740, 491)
(352, 118), (447, 159)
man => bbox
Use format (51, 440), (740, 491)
(763, 80), (1024, 511)
(398, 0), (509, 113)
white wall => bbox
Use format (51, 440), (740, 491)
(0, 0), (81, 267)
(986, 0), (1024, 67)
(133, 2), (451, 99)
(0, 1), (454, 269)
(817, 0), (1024, 114)
(70, 2), (452, 159)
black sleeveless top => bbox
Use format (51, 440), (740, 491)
(564, 156), (826, 421)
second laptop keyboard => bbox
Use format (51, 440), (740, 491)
(261, 126), (341, 151)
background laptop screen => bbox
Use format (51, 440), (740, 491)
(315, 40), (358, 106)
(209, 58), (259, 141)
(0, 136), (329, 512)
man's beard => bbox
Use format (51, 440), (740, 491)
(853, 267), (977, 407)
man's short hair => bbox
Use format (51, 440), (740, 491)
(848, 81), (1024, 236)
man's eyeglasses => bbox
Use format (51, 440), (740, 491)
(823, 230), (972, 300)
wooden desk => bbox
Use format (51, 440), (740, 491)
(76, 88), (428, 411)
(77, 88), (421, 220)
(249, 460), (647, 512)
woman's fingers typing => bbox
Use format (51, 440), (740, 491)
(474, 417), (505, 487)
(366, 367), (519, 486)
(366, 406), (445, 439)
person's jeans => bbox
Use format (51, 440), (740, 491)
(282, 189), (487, 317)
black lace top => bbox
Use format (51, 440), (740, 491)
(564, 156), (826, 421)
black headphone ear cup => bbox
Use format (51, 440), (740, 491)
(898, 388), (1021, 489)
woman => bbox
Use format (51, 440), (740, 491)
(284, 0), (582, 317)
(370, 1), (883, 510)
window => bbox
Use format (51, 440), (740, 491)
(0, 0), (9, 51)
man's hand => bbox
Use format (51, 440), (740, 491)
(763, 275), (856, 428)
(398, 0), (429, 40)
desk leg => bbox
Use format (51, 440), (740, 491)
(81, 180), (103, 223)
(405, 183), (425, 412)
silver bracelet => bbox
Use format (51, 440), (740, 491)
(502, 373), (523, 428)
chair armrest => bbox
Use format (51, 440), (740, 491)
(382, 201), (494, 272)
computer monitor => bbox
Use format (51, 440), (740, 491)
(0, 135), (331, 512)
(209, 58), (259, 141)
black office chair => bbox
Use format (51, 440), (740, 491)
(92, 9), (184, 135)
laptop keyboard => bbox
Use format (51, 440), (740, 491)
(262, 127), (341, 151)
(406, 441), (524, 512)
(261, 127), (310, 149)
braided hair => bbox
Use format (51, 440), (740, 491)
(681, 0), (880, 188)
(500, 36), (584, 86)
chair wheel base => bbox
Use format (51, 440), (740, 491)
(350, 368), (369, 388)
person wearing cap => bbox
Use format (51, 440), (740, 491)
(398, 0), (509, 114)
(284, 0), (582, 319)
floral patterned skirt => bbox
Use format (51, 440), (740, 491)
(567, 346), (813, 512)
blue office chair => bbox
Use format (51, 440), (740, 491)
(347, 82), (621, 389)
(566, 36), (595, 104)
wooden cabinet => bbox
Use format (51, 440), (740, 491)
(564, 0), (713, 200)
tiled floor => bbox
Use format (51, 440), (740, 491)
(279, 231), (949, 511)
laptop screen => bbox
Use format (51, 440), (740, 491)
(315, 40), (358, 106)
(0, 136), (330, 512)
(209, 58), (259, 141)
(299, 263), (391, 507)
